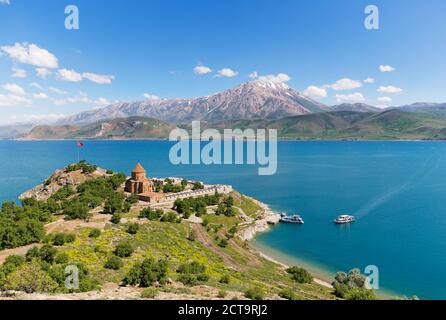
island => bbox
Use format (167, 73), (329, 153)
(0, 161), (376, 300)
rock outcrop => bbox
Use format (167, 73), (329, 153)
(19, 166), (109, 201)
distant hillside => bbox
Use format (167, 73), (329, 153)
(266, 109), (446, 140)
(395, 102), (446, 116)
(0, 123), (34, 139)
(23, 117), (177, 140)
(331, 103), (381, 113)
(20, 110), (446, 141)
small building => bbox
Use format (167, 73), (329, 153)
(125, 163), (164, 203)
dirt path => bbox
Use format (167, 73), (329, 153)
(0, 244), (41, 265)
(190, 224), (247, 272)
(45, 213), (111, 234)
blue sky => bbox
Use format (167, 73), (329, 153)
(1, 0), (446, 124)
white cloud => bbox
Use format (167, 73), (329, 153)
(216, 68), (238, 78)
(303, 85), (327, 99)
(377, 85), (403, 94)
(33, 93), (49, 99)
(379, 65), (396, 72)
(30, 82), (42, 89)
(53, 92), (89, 105)
(364, 77), (375, 84)
(258, 73), (291, 84)
(143, 93), (160, 101)
(94, 97), (110, 106)
(1, 43), (59, 68)
(0, 0), (11, 4)
(49, 87), (68, 95)
(12, 68), (27, 78)
(58, 69), (82, 82)
(330, 78), (363, 91)
(377, 96), (392, 103)
(249, 71), (258, 79)
(2, 83), (25, 96)
(335, 92), (366, 103)
(193, 65), (212, 75)
(0, 94), (32, 107)
(82, 72), (115, 84)
(36, 67), (51, 79)
(23, 114), (67, 122)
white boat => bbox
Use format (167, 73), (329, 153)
(334, 215), (355, 224)
(280, 213), (304, 224)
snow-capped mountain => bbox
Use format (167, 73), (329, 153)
(58, 80), (330, 125)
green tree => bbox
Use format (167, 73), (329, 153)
(104, 256), (124, 270)
(5, 260), (58, 293)
(114, 241), (134, 258)
(286, 266), (313, 284)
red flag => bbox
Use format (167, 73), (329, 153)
(77, 141), (84, 148)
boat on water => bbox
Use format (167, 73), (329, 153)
(334, 215), (355, 224)
(280, 213), (304, 224)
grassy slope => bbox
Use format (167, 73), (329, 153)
(58, 194), (334, 300)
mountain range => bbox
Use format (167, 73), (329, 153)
(57, 80), (330, 126)
(4, 79), (446, 140)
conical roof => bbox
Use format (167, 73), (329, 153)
(132, 163), (146, 174)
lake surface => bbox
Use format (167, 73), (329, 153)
(1, 140), (446, 299)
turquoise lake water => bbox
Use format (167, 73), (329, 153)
(1, 140), (446, 299)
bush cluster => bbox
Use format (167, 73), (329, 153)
(332, 268), (376, 300)
(123, 258), (169, 287)
(176, 261), (209, 286)
(286, 266), (313, 284)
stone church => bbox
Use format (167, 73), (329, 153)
(125, 163), (163, 203)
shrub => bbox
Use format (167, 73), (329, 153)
(52, 233), (75, 246)
(104, 256), (124, 270)
(39, 245), (58, 263)
(178, 273), (199, 286)
(64, 200), (90, 220)
(25, 246), (41, 261)
(65, 233), (76, 243)
(219, 274), (231, 284)
(187, 230), (197, 242)
(4, 260), (58, 293)
(54, 252), (69, 265)
(176, 261), (208, 286)
(126, 223), (140, 235)
(160, 212), (177, 223)
(218, 238), (228, 248)
(177, 261), (206, 275)
(106, 169), (114, 174)
(104, 193), (125, 215)
(286, 266), (313, 284)
(114, 241), (134, 258)
(244, 287), (265, 300)
(123, 258), (168, 287)
(89, 228), (101, 238)
(111, 213), (122, 224)
(332, 268), (376, 300)
(218, 289), (227, 298)
(139, 207), (163, 221)
(278, 288), (298, 300)
(141, 287), (159, 299)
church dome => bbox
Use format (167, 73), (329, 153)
(132, 163), (146, 174)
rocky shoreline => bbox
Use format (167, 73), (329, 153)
(237, 197), (281, 241)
